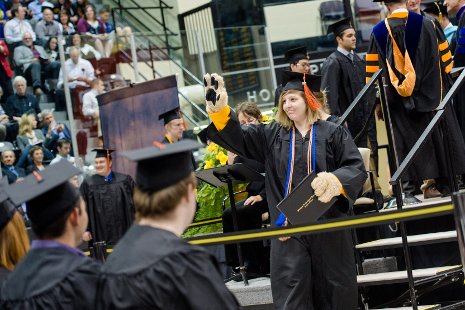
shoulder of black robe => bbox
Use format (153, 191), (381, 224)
(98, 225), (240, 310)
(0, 247), (100, 309)
(0, 267), (9, 287)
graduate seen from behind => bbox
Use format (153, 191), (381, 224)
(0, 161), (100, 309)
(80, 148), (135, 248)
(97, 140), (240, 309)
(204, 71), (366, 309)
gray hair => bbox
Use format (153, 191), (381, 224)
(13, 76), (27, 88)
(41, 109), (53, 117)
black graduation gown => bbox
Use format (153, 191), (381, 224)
(80, 172), (135, 247)
(0, 247), (100, 309)
(96, 225), (240, 310)
(162, 136), (198, 170)
(0, 267), (9, 287)
(321, 50), (377, 151)
(366, 12), (465, 182)
(274, 84), (283, 107)
(207, 111), (367, 309)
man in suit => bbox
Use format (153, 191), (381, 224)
(14, 31), (60, 96)
(1, 150), (25, 184)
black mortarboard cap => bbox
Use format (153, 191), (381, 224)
(159, 108), (181, 126)
(422, 0), (447, 16)
(281, 70), (322, 93)
(327, 17), (353, 36)
(121, 139), (202, 192)
(5, 161), (81, 229)
(92, 148), (115, 159)
(284, 46), (308, 64)
(0, 177), (15, 231)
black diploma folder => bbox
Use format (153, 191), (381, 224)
(276, 172), (337, 225)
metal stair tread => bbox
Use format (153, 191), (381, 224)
(356, 230), (457, 251)
(357, 266), (458, 286)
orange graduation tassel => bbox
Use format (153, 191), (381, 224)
(302, 73), (321, 111)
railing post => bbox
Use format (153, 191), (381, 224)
(378, 75), (418, 309)
(129, 33), (140, 83)
(160, 0), (170, 56)
(194, 30), (206, 78)
(452, 192), (465, 276)
(264, 27), (277, 90)
(57, 35), (79, 165)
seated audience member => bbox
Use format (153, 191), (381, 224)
(1, 150), (25, 184)
(99, 6), (132, 46)
(0, 40), (13, 104)
(222, 102), (269, 277)
(66, 33), (101, 60)
(41, 110), (72, 154)
(0, 91), (13, 142)
(56, 47), (95, 111)
(1, 161), (101, 309)
(72, 0), (89, 19)
(97, 141), (240, 309)
(58, 9), (76, 37)
(0, 194), (29, 285)
(55, 0), (78, 24)
(49, 139), (74, 165)
(82, 78), (104, 118)
(44, 37), (58, 62)
(0, 1), (7, 39)
(57, 47), (95, 89)
(77, 4), (112, 58)
(26, 145), (46, 174)
(4, 76), (41, 121)
(4, 5), (35, 46)
(14, 32), (61, 96)
(27, 0), (53, 21)
(16, 113), (54, 168)
(35, 7), (62, 44)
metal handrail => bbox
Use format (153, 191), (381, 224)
(390, 67), (465, 185)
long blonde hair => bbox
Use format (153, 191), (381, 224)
(18, 114), (35, 136)
(0, 211), (29, 270)
(275, 90), (326, 128)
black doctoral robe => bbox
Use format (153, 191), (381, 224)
(0, 247), (100, 309)
(366, 11), (465, 182)
(321, 50), (378, 153)
(80, 171), (135, 247)
(162, 136), (198, 170)
(96, 225), (240, 310)
(207, 111), (366, 309)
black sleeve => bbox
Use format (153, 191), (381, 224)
(329, 126), (367, 201)
(207, 110), (272, 164)
(321, 56), (342, 115)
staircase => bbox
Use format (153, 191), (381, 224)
(225, 194), (464, 309)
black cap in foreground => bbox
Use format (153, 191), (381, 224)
(92, 148), (115, 159)
(0, 177), (14, 231)
(159, 108), (181, 126)
(284, 46), (308, 64)
(281, 70), (322, 93)
(121, 140), (202, 192)
(5, 161), (81, 229)
(327, 17), (353, 36)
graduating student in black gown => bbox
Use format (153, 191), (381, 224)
(321, 18), (377, 155)
(204, 71), (366, 309)
(1, 161), (100, 309)
(274, 46), (310, 107)
(97, 140), (240, 310)
(80, 149), (135, 247)
(0, 179), (29, 286)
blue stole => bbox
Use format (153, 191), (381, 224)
(372, 12), (423, 62)
(456, 6), (465, 55)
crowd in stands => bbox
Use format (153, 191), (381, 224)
(0, 0), (130, 183)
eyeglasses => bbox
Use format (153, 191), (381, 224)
(296, 62), (311, 68)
